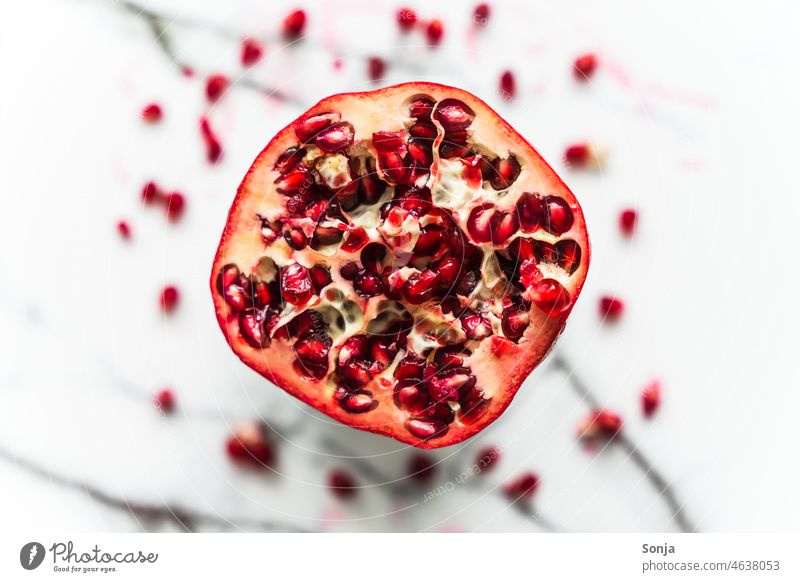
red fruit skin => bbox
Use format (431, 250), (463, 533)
(210, 83), (590, 449)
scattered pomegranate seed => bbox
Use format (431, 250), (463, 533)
(408, 454), (436, 483)
(141, 181), (161, 205)
(573, 53), (598, 82)
(283, 9), (307, 39)
(328, 469), (358, 500)
(503, 472), (539, 502)
(564, 142), (603, 169)
(181, 65), (194, 78)
(426, 19), (444, 46)
(642, 380), (661, 418)
(141, 103), (162, 123)
(154, 388), (175, 413)
(205, 74), (229, 103)
(474, 3), (491, 26)
(577, 409), (623, 443)
(226, 422), (275, 467)
(165, 192), (186, 222)
(396, 7), (418, 31)
(619, 208), (638, 237)
(116, 220), (132, 240)
(499, 70), (516, 101)
(367, 57), (386, 82)
(200, 116), (223, 164)
(241, 38), (264, 66)
(599, 295), (624, 322)
(476, 445), (501, 472)
(159, 285), (180, 313)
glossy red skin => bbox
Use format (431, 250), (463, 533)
(211, 82), (590, 449)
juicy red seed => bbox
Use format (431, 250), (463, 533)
(117, 220), (132, 240)
(312, 222), (345, 246)
(434, 257), (460, 289)
(367, 57), (386, 82)
(341, 227), (369, 252)
(295, 112), (341, 143)
(394, 385), (426, 411)
(555, 239), (581, 273)
(426, 19), (444, 46)
(395, 357), (425, 380)
(404, 270), (437, 304)
(141, 103), (162, 123)
(619, 208), (638, 237)
(460, 312), (493, 340)
(341, 391), (377, 413)
(573, 53), (598, 82)
(405, 418), (448, 439)
(309, 265), (332, 291)
(141, 181), (161, 204)
(205, 74), (228, 102)
(476, 446), (501, 472)
(240, 310), (269, 347)
(433, 99), (475, 132)
(564, 143), (591, 166)
(474, 4), (491, 26)
(372, 130), (406, 152)
(295, 337), (330, 366)
(340, 262), (360, 280)
(501, 307), (530, 340)
(409, 123), (437, 139)
(490, 210), (518, 245)
(154, 388), (175, 413)
(499, 70), (516, 101)
(414, 226), (443, 256)
(509, 236), (535, 260)
(516, 193), (544, 232)
(407, 139), (433, 166)
(642, 381), (661, 418)
(518, 259), (541, 288)
(408, 454), (436, 483)
(491, 156), (521, 190)
(353, 273), (382, 297)
(379, 152), (411, 184)
(504, 472), (539, 501)
(360, 242), (387, 274)
(530, 279), (571, 316)
(467, 204), (494, 243)
(328, 469), (357, 499)
(315, 122), (354, 153)
(280, 263), (313, 305)
(275, 165), (310, 194)
(543, 196), (574, 235)
(241, 37), (264, 66)
(599, 295), (624, 321)
(200, 116), (223, 163)
(456, 270), (479, 295)
(165, 192), (185, 222)
(159, 285), (180, 313)
(578, 409), (623, 441)
(396, 7), (418, 31)
(274, 147), (306, 173)
(283, 9), (307, 39)
(410, 100), (435, 123)
(226, 427), (274, 467)
(283, 227), (309, 250)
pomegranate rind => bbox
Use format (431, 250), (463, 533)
(211, 82), (590, 449)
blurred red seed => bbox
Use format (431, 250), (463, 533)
(165, 192), (186, 222)
(181, 65), (194, 78)
(141, 103), (162, 123)
(205, 74), (228, 103)
(503, 472), (539, 502)
(226, 422), (275, 467)
(154, 388), (175, 413)
(241, 38), (264, 66)
(642, 380), (661, 418)
(474, 3), (491, 26)
(426, 19), (444, 46)
(117, 220), (132, 240)
(577, 409), (623, 442)
(199, 116), (223, 164)
(396, 7), (417, 31)
(573, 53), (598, 82)
(476, 445), (501, 472)
(564, 143), (590, 167)
(367, 57), (386, 82)
(328, 469), (358, 499)
(408, 454), (436, 483)
(159, 285), (180, 313)
(499, 70), (516, 101)
(141, 181), (161, 205)
(619, 208), (638, 237)
(283, 9), (307, 39)
(599, 295), (624, 322)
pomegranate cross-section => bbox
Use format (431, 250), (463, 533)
(211, 82), (590, 448)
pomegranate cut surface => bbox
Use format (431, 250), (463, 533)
(211, 83), (589, 448)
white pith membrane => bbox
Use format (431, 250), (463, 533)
(213, 84), (588, 447)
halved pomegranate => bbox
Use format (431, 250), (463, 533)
(211, 83), (589, 449)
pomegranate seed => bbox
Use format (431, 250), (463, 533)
(315, 122), (354, 153)
(295, 112), (341, 143)
(403, 270), (437, 304)
(154, 388), (175, 413)
(141, 181), (161, 205)
(501, 307), (530, 340)
(503, 472), (539, 502)
(434, 99), (475, 132)
(165, 192), (185, 222)
(328, 469), (358, 499)
(577, 409), (623, 442)
(283, 9), (307, 39)
(141, 103), (162, 123)
(516, 193), (544, 232)
(200, 116), (223, 163)
(573, 53), (598, 82)
(241, 37), (263, 66)
(396, 7), (417, 32)
(408, 454), (436, 483)
(281, 263), (313, 305)
(226, 423), (274, 467)
(284, 227), (309, 250)
(409, 97), (434, 119)
(426, 19), (444, 46)
(405, 417), (447, 439)
(642, 380), (661, 418)
(490, 156), (521, 190)
(499, 70), (516, 101)
(340, 262), (360, 280)
(599, 295), (624, 322)
(367, 57), (386, 82)
(619, 208), (638, 237)
(530, 279), (571, 316)
(555, 239), (582, 273)
(564, 142), (601, 169)
(340, 391), (377, 413)
(543, 196), (574, 235)
(474, 3), (491, 25)
(460, 312), (493, 340)
(116, 220), (132, 240)
(205, 74), (228, 103)
(309, 265), (332, 291)
(353, 272), (382, 297)
(159, 285), (180, 313)
(476, 446), (501, 472)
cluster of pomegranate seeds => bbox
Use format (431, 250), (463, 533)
(408, 454), (437, 483)
(573, 53), (598, 82)
(619, 208), (638, 237)
(142, 180), (187, 223)
(226, 422), (275, 467)
(473, 3), (491, 26)
(117, 220), (132, 240)
(282, 9), (307, 39)
(599, 295), (624, 322)
(367, 57), (386, 82)
(141, 103), (163, 123)
(641, 380), (661, 418)
(503, 472), (539, 502)
(153, 388), (175, 413)
(205, 74), (229, 103)
(577, 409), (623, 444)
(396, 7), (418, 31)
(328, 469), (358, 499)
(499, 70), (516, 101)
(476, 445), (501, 472)
(159, 285), (180, 313)
(200, 116), (223, 164)
(241, 38), (264, 66)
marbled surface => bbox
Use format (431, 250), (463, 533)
(1, 0), (799, 532)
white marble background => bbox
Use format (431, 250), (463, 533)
(1, 0), (799, 532)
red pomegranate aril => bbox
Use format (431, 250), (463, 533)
(241, 37), (264, 66)
(407, 139), (433, 166)
(205, 74), (228, 102)
(555, 239), (581, 273)
(312, 223), (345, 246)
(642, 380), (661, 418)
(396, 6), (418, 31)
(599, 295), (624, 322)
(578, 409), (623, 441)
(491, 211), (518, 245)
(564, 143), (591, 167)
(283, 9), (307, 39)
(328, 469), (357, 499)
(341, 391), (377, 413)
(518, 258), (541, 288)
(274, 147), (306, 174)
(620, 208), (638, 237)
(504, 472), (539, 502)
(434, 99), (475, 132)
(499, 70), (516, 101)
(295, 112), (341, 142)
(501, 307), (530, 340)
(360, 243), (388, 274)
(434, 257), (460, 289)
(141, 181), (161, 205)
(467, 204), (493, 243)
(409, 97), (435, 119)
(284, 227), (309, 250)
(163, 191), (185, 222)
(409, 123), (437, 140)
(404, 270), (437, 304)
(408, 454), (436, 483)
(372, 130), (406, 152)
(474, 3), (490, 25)
(426, 19), (444, 46)
(200, 116), (223, 164)
(395, 357), (425, 381)
(154, 388), (175, 413)
(491, 156), (521, 190)
(159, 285), (180, 313)
(406, 417), (447, 439)
(414, 226), (443, 256)
(573, 53), (598, 82)
(309, 265), (332, 291)
(226, 423), (274, 467)
(275, 165), (310, 194)
(340, 262), (360, 280)
(530, 279), (571, 316)
(353, 272), (382, 297)
(281, 263), (313, 305)
(295, 337), (330, 368)
(141, 103), (162, 123)
(240, 309), (268, 347)
(456, 270), (479, 296)
(340, 227), (368, 252)
(543, 196), (574, 235)
(117, 220), (132, 240)
(516, 193), (544, 232)
(460, 312), (493, 340)
(315, 122), (354, 153)
(367, 57), (386, 82)
(476, 445), (501, 472)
